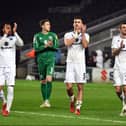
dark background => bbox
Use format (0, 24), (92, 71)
(1, 0), (126, 42)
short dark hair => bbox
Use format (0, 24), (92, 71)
(39, 19), (50, 27)
(0, 22), (12, 35)
(73, 16), (85, 24)
(1, 22), (11, 29)
(120, 22), (126, 28)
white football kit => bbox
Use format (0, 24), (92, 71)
(0, 33), (24, 86)
(64, 31), (90, 83)
(112, 35), (126, 86)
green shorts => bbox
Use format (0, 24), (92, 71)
(37, 59), (55, 80)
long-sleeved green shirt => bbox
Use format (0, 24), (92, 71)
(33, 32), (59, 63)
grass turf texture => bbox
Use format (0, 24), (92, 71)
(0, 80), (126, 126)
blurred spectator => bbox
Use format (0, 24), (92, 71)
(55, 49), (61, 65)
(60, 53), (66, 65)
(16, 48), (21, 67)
(96, 50), (103, 68)
(103, 52), (111, 68)
(87, 51), (97, 67)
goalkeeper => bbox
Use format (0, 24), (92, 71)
(33, 19), (59, 107)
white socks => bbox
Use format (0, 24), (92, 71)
(70, 95), (75, 102)
(70, 95), (82, 110)
(76, 100), (82, 110)
(6, 86), (14, 112)
(0, 90), (6, 104)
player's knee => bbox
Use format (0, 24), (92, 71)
(67, 87), (72, 91)
(46, 76), (52, 82)
(78, 87), (83, 92)
(115, 86), (121, 93)
(77, 85), (83, 92)
(0, 86), (3, 90)
(116, 90), (122, 95)
(41, 80), (46, 84)
(46, 79), (52, 82)
(123, 86), (126, 93)
(66, 83), (73, 90)
(67, 87), (73, 96)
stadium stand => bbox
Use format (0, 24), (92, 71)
(15, 0), (126, 78)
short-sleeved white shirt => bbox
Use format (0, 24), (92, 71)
(111, 35), (126, 71)
(64, 31), (90, 63)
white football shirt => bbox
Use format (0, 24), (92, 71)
(0, 33), (24, 66)
(64, 31), (90, 63)
(111, 35), (126, 71)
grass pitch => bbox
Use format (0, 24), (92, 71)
(0, 80), (126, 126)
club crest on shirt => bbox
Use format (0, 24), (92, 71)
(9, 37), (13, 40)
(48, 36), (53, 41)
(39, 37), (43, 40)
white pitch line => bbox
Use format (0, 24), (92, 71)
(13, 110), (126, 124)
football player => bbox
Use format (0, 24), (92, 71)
(64, 16), (90, 115)
(0, 22), (24, 116)
(112, 22), (126, 116)
(33, 19), (59, 108)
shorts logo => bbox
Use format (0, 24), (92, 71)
(101, 70), (107, 81)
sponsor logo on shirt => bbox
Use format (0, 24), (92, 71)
(1, 46), (13, 49)
(48, 36), (53, 41)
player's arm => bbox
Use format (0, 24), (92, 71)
(112, 48), (121, 56)
(81, 34), (89, 48)
(15, 32), (24, 46)
(0, 34), (8, 46)
(51, 33), (59, 50)
(81, 24), (89, 48)
(40, 33), (59, 51)
(64, 33), (76, 46)
(13, 23), (24, 46)
(33, 35), (46, 52)
(112, 40), (124, 56)
(64, 38), (75, 46)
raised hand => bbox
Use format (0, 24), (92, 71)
(44, 40), (53, 48)
(81, 24), (86, 34)
(13, 22), (17, 33)
(47, 40), (53, 47)
(72, 31), (79, 39)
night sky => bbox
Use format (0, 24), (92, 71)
(0, 0), (81, 21)
(0, 0), (81, 42)
(0, 0), (126, 42)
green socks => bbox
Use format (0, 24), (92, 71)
(47, 81), (52, 99)
(41, 81), (52, 101)
(41, 84), (48, 101)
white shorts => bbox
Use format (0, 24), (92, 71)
(113, 68), (126, 86)
(64, 62), (86, 83)
(0, 66), (16, 86)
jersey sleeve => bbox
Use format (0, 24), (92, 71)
(15, 32), (24, 46)
(85, 33), (90, 43)
(33, 34), (45, 52)
(52, 33), (59, 50)
(64, 32), (72, 39)
(111, 36), (119, 49)
(0, 34), (7, 47)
